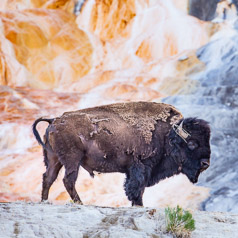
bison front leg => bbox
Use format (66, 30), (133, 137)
(124, 163), (149, 206)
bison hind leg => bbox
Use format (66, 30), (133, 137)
(61, 153), (84, 204)
(63, 170), (82, 204)
(124, 163), (149, 206)
(43, 149), (49, 168)
(42, 152), (63, 201)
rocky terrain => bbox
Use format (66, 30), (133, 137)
(1, 202), (238, 238)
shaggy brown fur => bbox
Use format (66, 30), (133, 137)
(32, 102), (211, 206)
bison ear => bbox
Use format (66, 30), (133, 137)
(171, 120), (191, 144)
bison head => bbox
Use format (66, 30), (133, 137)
(168, 118), (211, 183)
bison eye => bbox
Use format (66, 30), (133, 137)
(187, 140), (198, 150)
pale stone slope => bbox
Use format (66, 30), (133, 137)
(0, 203), (238, 238)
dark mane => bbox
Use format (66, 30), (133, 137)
(147, 117), (211, 187)
(182, 117), (211, 137)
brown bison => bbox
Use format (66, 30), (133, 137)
(33, 102), (211, 206)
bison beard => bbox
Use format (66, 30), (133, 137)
(32, 102), (211, 206)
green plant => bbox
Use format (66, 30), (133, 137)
(165, 205), (195, 238)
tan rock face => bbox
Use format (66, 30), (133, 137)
(0, 0), (217, 95)
(89, 0), (136, 40)
(0, 0), (75, 12)
(0, 8), (93, 89)
(0, 86), (82, 123)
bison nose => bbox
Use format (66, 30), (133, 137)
(201, 159), (210, 169)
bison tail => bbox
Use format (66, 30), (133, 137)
(32, 117), (53, 148)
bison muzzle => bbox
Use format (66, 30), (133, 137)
(32, 102), (211, 206)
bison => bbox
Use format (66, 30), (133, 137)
(32, 102), (211, 206)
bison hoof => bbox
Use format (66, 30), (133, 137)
(41, 200), (51, 204)
(133, 205), (144, 208)
(70, 200), (83, 205)
(90, 172), (95, 178)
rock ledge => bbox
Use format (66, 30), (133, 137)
(1, 202), (238, 238)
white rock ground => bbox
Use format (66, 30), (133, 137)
(1, 202), (238, 238)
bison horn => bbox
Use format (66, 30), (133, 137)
(172, 120), (191, 143)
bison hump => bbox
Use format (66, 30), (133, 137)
(79, 102), (183, 144)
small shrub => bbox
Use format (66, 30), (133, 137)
(165, 205), (195, 238)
